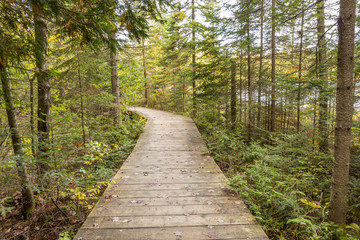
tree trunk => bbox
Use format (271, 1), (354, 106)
(192, 0), (197, 117)
(270, 0), (276, 132)
(313, 91), (317, 145)
(110, 32), (121, 124)
(32, 1), (51, 185)
(297, 11), (304, 133)
(29, 76), (36, 157)
(257, 0), (263, 128)
(142, 37), (149, 106)
(77, 53), (86, 146)
(330, 0), (356, 225)
(0, 49), (35, 219)
(239, 52), (243, 123)
(317, 0), (329, 153)
(230, 60), (237, 128)
(247, 20), (252, 140)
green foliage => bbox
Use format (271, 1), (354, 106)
(200, 124), (359, 240)
(57, 228), (74, 240)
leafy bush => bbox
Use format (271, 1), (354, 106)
(199, 125), (360, 240)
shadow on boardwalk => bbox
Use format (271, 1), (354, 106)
(74, 107), (268, 240)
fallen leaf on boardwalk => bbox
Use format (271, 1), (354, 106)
(208, 232), (217, 238)
(130, 200), (137, 204)
(174, 231), (182, 237)
(184, 213), (190, 216)
(112, 195), (119, 198)
(124, 176), (130, 179)
(208, 189), (214, 193)
(207, 225), (214, 229)
(143, 172), (149, 176)
(207, 201), (213, 205)
(93, 223), (99, 227)
(136, 200), (143, 204)
(104, 195), (112, 199)
(217, 218), (224, 223)
(112, 217), (120, 222)
(235, 201), (241, 205)
(122, 219), (131, 223)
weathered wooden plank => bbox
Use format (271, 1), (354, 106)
(82, 214), (257, 229)
(95, 196), (241, 207)
(75, 225), (268, 240)
(88, 203), (249, 217)
(106, 183), (228, 191)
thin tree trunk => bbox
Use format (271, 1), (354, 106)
(29, 76), (36, 157)
(297, 11), (304, 133)
(317, 0), (329, 153)
(32, 1), (51, 185)
(77, 53), (86, 146)
(270, 0), (276, 132)
(110, 32), (121, 124)
(264, 88), (268, 130)
(313, 91), (317, 145)
(239, 52), (243, 123)
(182, 78), (185, 112)
(173, 68), (176, 110)
(0, 51), (35, 219)
(330, 0), (356, 225)
(257, 0), (263, 128)
(284, 90), (288, 133)
(280, 96), (283, 132)
(142, 37), (148, 106)
(230, 60), (237, 128)
(192, 0), (196, 117)
(247, 21), (252, 140)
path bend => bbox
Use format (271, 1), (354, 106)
(74, 107), (268, 240)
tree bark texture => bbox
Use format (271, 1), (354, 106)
(32, 1), (51, 184)
(142, 37), (149, 106)
(0, 48), (35, 219)
(270, 0), (276, 132)
(257, 0), (263, 128)
(110, 33), (121, 124)
(192, 0), (197, 117)
(77, 53), (86, 146)
(230, 60), (237, 128)
(247, 20), (252, 140)
(330, 0), (356, 225)
(317, 0), (329, 153)
(297, 11), (304, 133)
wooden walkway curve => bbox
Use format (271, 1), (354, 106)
(74, 107), (268, 240)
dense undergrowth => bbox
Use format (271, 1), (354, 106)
(0, 111), (146, 240)
(196, 120), (360, 240)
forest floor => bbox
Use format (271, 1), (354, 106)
(0, 112), (146, 240)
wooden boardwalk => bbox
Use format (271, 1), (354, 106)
(74, 107), (268, 240)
